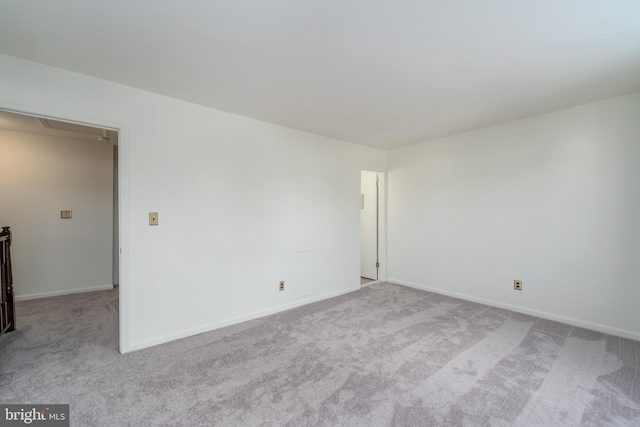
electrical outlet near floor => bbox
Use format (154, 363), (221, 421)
(514, 280), (522, 291)
(279, 281), (285, 292)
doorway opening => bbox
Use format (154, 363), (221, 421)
(0, 108), (120, 348)
(360, 170), (379, 286)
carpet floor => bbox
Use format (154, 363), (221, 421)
(1, 282), (639, 426)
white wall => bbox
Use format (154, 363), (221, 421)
(387, 92), (640, 340)
(0, 129), (113, 299)
(0, 54), (387, 351)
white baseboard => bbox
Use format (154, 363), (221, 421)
(15, 284), (114, 301)
(387, 278), (640, 342)
(129, 286), (360, 352)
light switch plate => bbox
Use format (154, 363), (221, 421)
(61, 210), (72, 219)
(149, 212), (158, 226)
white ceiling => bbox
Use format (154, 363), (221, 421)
(1, 1), (639, 149)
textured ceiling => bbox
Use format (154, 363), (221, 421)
(1, 1), (639, 149)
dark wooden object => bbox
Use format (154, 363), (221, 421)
(1, 226), (15, 334)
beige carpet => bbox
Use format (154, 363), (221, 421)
(1, 283), (639, 426)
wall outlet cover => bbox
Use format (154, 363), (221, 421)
(149, 212), (158, 226)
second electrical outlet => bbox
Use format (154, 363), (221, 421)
(279, 281), (285, 291)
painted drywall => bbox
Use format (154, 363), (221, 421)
(387, 92), (640, 340)
(0, 53), (387, 351)
(0, 129), (114, 298)
(360, 170), (377, 280)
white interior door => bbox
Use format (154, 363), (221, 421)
(360, 170), (378, 280)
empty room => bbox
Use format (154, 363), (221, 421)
(1, 1), (639, 426)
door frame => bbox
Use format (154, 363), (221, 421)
(377, 171), (387, 282)
(0, 103), (131, 353)
(360, 170), (387, 284)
